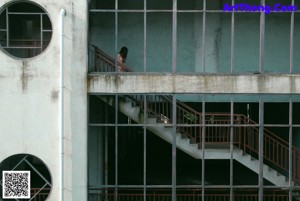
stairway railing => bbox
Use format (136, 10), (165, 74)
(89, 44), (300, 185)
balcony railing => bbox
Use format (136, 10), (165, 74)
(89, 188), (298, 201)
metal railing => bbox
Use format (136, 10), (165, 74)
(88, 44), (300, 185)
(30, 188), (51, 201)
(89, 188), (297, 201)
(0, 39), (50, 58)
(89, 44), (133, 73)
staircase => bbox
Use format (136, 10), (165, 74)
(89, 44), (300, 187)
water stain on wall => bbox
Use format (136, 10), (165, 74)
(51, 90), (59, 102)
(21, 61), (30, 92)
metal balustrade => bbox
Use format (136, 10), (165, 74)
(0, 39), (50, 58)
(88, 188), (296, 201)
(88, 44), (300, 185)
(30, 188), (51, 201)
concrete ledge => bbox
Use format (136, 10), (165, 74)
(87, 73), (300, 94)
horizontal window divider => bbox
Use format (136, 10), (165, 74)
(90, 185), (174, 189)
(3, 46), (43, 49)
(89, 10), (300, 13)
(7, 12), (46, 15)
(264, 124), (292, 127)
(92, 185), (282, 189)
(88, 123), (267, 127)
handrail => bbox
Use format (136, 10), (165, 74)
(89, 44), (134, 72)
(89, 44), (300, 185)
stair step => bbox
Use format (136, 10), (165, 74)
(122, 101), (132, 108)
(189, 143), (199, 149)
(147, 117), (157, 124)
(180, 138), (191, 144)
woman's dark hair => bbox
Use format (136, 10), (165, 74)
(119, 47), (128, 59)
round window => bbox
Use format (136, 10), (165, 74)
(0, 2), (52, 59)
(0, 154), (52, 200)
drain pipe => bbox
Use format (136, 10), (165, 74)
(60, 8), (66, 201)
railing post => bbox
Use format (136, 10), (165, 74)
(243, 115), (246, 154)
(296, 148), (298, 184)
(238, 115), (241, 149)
(93, 46), (97, 72)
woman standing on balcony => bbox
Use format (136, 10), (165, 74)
(118, 46), (128, 72)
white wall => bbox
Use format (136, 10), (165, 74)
(0, 0), (88, 200)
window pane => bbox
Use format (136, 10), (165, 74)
(146, 131), (172, 185)
(119, 0), (144, 10)
(234, 13), (260, 73)
(89, 95), (116, 124)
(147, 0), (172, 10)
(147, 13), (172, 72)
(88, 126), (113, 186)
(205, 13), (231, 73)
(265, 13), (291, 73)
(0, 9), (6, 29)
(264, 102), (289, 124)
(42, 14), (52, 30)
(0, 31), (6, 47)
(177, 126), (202, 185)
(177, 0), (203, 10)
(90, 0), (115, 9)
(146, 94), (173, 185)
(118, 126), (144, 185)
(177, 13), (202, 72)
(294, 13), (300, 73)
(118, 13), (144, 72)
(89, 13), (116, 72)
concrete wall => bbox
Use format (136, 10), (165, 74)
(0, 0), (88, 200)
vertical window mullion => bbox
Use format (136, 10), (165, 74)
(6, 8), (9, 47)
(172, 0), (177, 73)
(41, 14), (43, 51)
(172, 94), (177, 201)
(289, 97), (293, 201)
(201, 96), (205, 201)
(230, 0), (235, 74)
(201, 0), (206, 72)
(114, 2), (119, 198)
(115, 0), (118, 72)
(143, 94), (147, 201)
(144, 0), (147, 72)
(258, 96), (264, 201)
(115, 95), (119, 201)
(289, 0), (295, 74)
(230, 96), (234, 201)
(259, 0), (265, 73)
(104, 102), (109, 199)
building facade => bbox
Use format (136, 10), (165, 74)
(0, 0), (300, 201)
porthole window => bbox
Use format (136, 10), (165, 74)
(0, 154), (52, 200)
(0, 2), (52, 59)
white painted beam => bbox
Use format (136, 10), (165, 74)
(88, 74), (300, 94)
